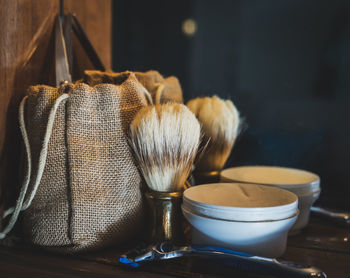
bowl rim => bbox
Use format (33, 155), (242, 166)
(182, 197), (298, 221)
(184, 183), (298, 208)
(182, 205), (300, 224)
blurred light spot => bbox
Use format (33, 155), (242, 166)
(182, 18), (197, 37)
(344, 237), (348, 242)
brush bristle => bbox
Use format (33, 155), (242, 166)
(129, 103), (201, 192)
(187, 96), (240, 171)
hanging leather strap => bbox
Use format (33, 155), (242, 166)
(55, 15), (72, 87)
(55, 12), (106, 87)
(71, 14), (106, 71)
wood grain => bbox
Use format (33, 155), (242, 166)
(0, 0), (111, 230)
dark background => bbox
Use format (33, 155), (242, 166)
(113, 0), (350, 210)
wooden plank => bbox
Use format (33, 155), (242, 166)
(0, 246), (172, 278)
(282, 246), (350, 277)
(2, 218), (349, 277)
(0, 245), (273, 278)
(2, 242), (350, 278)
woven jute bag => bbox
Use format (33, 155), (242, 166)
(0, 72), (150, 253)
(84, 70), (183, 104)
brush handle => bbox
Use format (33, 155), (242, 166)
(145, 191), (185, 244)
(311, 206), (350, 226)
(192, 171), (220, 185)
(190, 245), (326, 278)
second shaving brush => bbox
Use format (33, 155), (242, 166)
(129, 103), (201, 244)
(187, 95), (240, 184)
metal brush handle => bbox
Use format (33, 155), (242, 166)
(188, 245), (326, 278)
(120, 243), (326, 278)
(311, 206), (350, 226)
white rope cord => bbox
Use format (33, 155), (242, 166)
(1, 96), (31, 220)
(154, 83), (165, 105)
(0, 93), (69, 239)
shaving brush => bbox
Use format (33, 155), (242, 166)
(187, 95), (240, 184)
(129, 103), (201, 243)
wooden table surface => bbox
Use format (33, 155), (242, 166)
(1, 216), (349, 278)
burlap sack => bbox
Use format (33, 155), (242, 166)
(84, 70), (183, 104)
(16, 72), (147, 252)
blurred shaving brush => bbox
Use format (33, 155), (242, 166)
(187, 95), (240, 184)
(129, 103), (201, 243)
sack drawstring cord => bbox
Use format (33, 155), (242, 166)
(0, 94), (69, 239)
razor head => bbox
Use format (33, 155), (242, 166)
(118, 242), (178, 268)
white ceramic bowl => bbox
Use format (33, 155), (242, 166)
(220, 166), (321, 232)
(182, 207), (298, 258)
(182, 183), (299, 257)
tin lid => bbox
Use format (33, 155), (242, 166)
(220, 166), (320, 196)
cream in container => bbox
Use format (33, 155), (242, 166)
(220, 166), (321, 232)
(182, 183), (298, 258)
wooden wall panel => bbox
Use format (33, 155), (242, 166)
(65, 1), (112, 70)
(0, 0), (111, 229)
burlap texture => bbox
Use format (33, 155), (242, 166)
(84, 70), (183, 104)
(22, 72), (147, 252)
